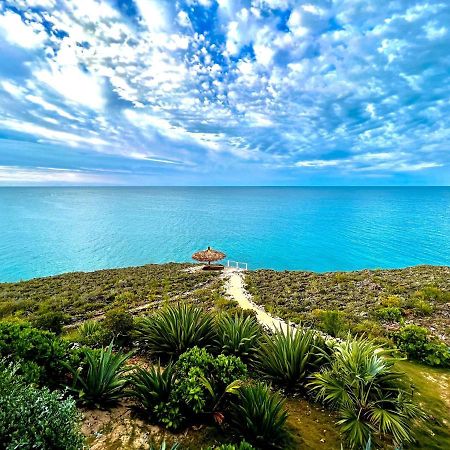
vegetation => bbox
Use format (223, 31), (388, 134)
(229, 382), (289, 449)
(66, 343), (132, 406)
(134, 304), (216, 357)
(0, 361), (84, 450)
(310, 337), (423, 448)
(256, 325), (325, 389)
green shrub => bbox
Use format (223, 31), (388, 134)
(0, 322), (73, 385)
(211, 442), (255, 450)
(103, 306), (134, 344)
(317, 310), (347, 337)
(412, 299), (434, 316)
(66, 343), (132, 406)
(376, 307), (402, 322)
(309, 337), (423, 449)
(394, 325), (450, 367)
(31, 310), (68, 334)
(415, 286), (450, 303)
(134, 304), (216, 357)
(77, 320), (108, 347)
(380, 295), (402, 308)
(229, 382), (288, 449)
(215, 313), (261, 359)
(174, 346), (247, 415)
(256, 326), (325, 389)
(128, 363), (182, 430)
(150, 442), (180, 450)
(0, 362), (84, 450)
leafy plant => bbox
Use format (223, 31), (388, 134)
(128, 363), (182, 430)
(0, 361), (84, 450)
(215, 312), (261, 359)
(317, 310), (347, 337)
(229, 382), (289, 449)
(309, 337), (424, 449)
(211, 442), (255, 450)
(394, 324), (450, 367)
(256, 325), (325, 388)
(77, 319), (108, 347)
(376, 307), (402, 322)
(31, 310), (68, 334)
(134, 304), (216, 357)
(103, 306), (134, 344)
(0, 321), (73, 385)
(414, 286), (450, 303)
(412, 299), (434, 316)
(66, 343), (132, 406)
(150, 442), (180, 450)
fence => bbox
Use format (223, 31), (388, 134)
(226, 260), (248, 270)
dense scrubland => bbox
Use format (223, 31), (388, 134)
(0, 263), (449, 449)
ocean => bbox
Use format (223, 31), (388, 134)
(0, 187), (449, 282)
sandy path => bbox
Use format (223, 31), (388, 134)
(223, 268), (289, 332)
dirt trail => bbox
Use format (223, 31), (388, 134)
(223, 268), (289, 332)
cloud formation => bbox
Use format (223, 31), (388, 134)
(0, 0), (448, 185)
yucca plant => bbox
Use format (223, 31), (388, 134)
(128, 363), (175, 412)
(77, 320), (106, 346)
(309, 336), (424, 449)
(215, 313), (261, 360)
(229, 382), (289, 449)
(256, 325), (325, 388)
(66, 343), (132, 407)
(134, 304), (215, 357)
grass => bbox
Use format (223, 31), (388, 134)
(396, 360), (450, 449)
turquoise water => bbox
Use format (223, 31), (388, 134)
(0, 187), (449, 282)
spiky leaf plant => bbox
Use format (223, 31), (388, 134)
(215, 313), (261, 360)
(134, 304), (215, 357)
(229, 382), (289, 449)
(309, 336), (424, 449)
(256, 325), (325, 388)
(66, 343), (132, 407)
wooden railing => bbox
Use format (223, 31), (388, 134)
(226, 260), (248, 270)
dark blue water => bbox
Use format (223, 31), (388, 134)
(0, 187), (448, 282)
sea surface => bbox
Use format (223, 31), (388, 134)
(0, 187), (449, 282)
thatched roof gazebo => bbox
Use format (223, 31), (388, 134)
(192, 246), (226, 270)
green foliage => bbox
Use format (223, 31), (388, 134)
(134, 304), (216, 357)
(150, 442), (180, 450)
(66, 343), (132, 406)
(0, 362), (84, 450)
(415, 286), (450, 303)
(412, 299), (434, 316)
(229, 382), (289, 449)
(309, 337), (424, 449)
(77, 319), (108, 347)
(211, 442), (255, 450)
(103, 306), (134, 344)
(174, 346), (247, 415)
(394, 325), (450, 367)
(0, 321), (73, 385)
(256, 325), (325, 388)
(380, 295), (402, 308)
(31, 310), (68, 334)
(376, 307), (402, 322)
(128, 363), (182, 430)
(317, 310), (347, 337)
(215, 312), (261, 359)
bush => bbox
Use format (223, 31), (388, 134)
(309, 337), (423, 449)
(317, 310), (347, 337)
(128, 363), (181, 430)
(376, 307), (402, 322)
(380, 295), (402, 308)
(412, 299), (434, 316)
(212, 443), (255, 450)
(256, 325), (325, 389)
(0, 362), (84, 450)
(415, 286), (450, 303)
(174, 346), (247, 416)
(31, 310), (68, 334)
(77, 320), (109, 347)
(394, 325), (450, 367)
(134, 304), (216, 357)
(215, 313), (261, 359)
(66, 343), (132, 406)
(103, 306), (134, 344)
(0, 321), (73, 385)
(229, 382), (288, 449)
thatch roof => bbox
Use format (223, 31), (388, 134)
(192, 246), (226, 263)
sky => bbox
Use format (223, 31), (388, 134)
(0, 0), (449, 186)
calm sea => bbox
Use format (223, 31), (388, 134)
(0, 187), (449, 282)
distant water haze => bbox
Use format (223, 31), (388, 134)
(0, 187), (449, 282)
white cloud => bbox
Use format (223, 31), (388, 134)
(0, 10), (47, 48)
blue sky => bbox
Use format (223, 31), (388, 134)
(0, 0), (449, 185)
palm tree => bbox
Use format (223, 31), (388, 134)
(309, 336), (424, 449)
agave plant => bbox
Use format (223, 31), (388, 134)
(66, 343), (132, 406)
(309, 337), (424, 449)
(134, 304), (215, 357)
(215, 313), (261, 359)
(128, 363), (175, 412)
(256, 325), (325, 388)
(229, 382), (288, 449)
